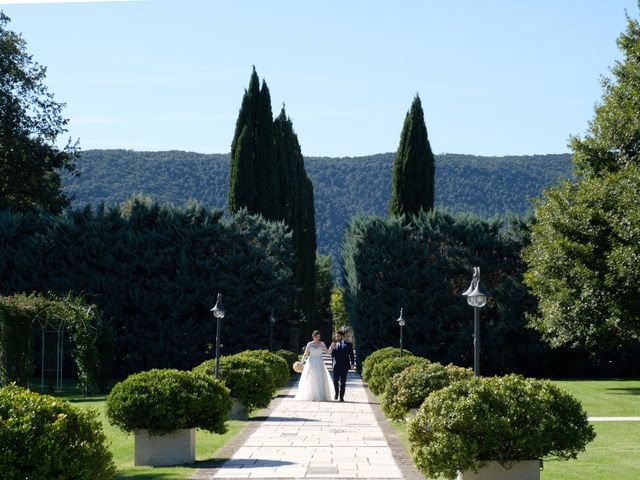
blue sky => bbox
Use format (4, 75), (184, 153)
(1, 0), (637, 156)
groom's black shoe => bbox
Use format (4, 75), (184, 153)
(339, 397), (344, 402)
(334, 395), (338, 400)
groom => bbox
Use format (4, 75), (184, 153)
(331, 330), (355, 402)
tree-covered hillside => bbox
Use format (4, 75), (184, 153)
(64, 150), (573, 271)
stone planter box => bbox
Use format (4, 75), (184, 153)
(228, 397), (248, 420)
(134, 428), (195, 466)
(457, 460), (541, 480)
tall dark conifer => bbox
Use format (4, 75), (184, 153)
(389, 95), (435, 216)
(273, 107), (317, 329)
(228, 68), (277, 218)
(229, 70), (318, 342)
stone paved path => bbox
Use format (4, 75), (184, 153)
(192, 372), (425, 480)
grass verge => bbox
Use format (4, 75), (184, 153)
(48, 384), (248, 480)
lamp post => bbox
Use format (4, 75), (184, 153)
(396, 308), (406, 357)
(461, 267), (490, 378)
(269, 309), (277, 351)
(211, 293), (225, 378)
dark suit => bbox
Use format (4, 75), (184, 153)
(331, 340), (355, 400)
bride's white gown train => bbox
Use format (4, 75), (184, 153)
(294, 342), (335, 401)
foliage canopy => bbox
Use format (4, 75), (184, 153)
(0, 13), (78, 213)
(0, 384), (115, 480)
(525, 9), (640, 347)
(407, 375), (595, 479)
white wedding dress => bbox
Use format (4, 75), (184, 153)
(294, 341), (335, 401)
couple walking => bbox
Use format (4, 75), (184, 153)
(294, 330), (355, 402)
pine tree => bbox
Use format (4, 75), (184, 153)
(389, 95), (435, 216)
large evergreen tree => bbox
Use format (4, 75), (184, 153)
(388, 94), (435, 216)
(273, 107), (317, 328)
(524, 10), (640, 347)
(228, 71), (318, 336)
(0, 13), (78, 213)
(228, 67), (278, 218)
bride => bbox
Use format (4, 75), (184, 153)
(294, 330), (335, 401)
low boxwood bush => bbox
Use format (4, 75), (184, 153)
(381, 362), (473, 420)
(275, 349), (298, 372)
(361, 347), (412, 382)
(237, 349), (289, 388)
(194, 354), (275, 411)
(407, 374), (596, 479)
(368, 355), (427, 395)
(106, 369), (231, 436)
(0, 384), (115, 480)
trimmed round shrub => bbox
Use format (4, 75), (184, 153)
(407, 374), (596, 479)
(368, 355), (427, 395)
(275, 349), (298, 372)
(237, 349), (289, 388)
(106, 369), (231, 436)
(0, 384), (115, 480)
(194, 354), (275, 411)
(361, 347), (413, 382)
(381, 362), (473, 420)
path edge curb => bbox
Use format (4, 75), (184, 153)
(363, 380), (427, 480)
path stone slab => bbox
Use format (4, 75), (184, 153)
(192, 372), (426, 480)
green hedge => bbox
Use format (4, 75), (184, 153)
(237, 350), (289, 388)
(0, 384), (115, 480)
(368, 355), (426, 396)
(194, 354), (275, 411)
(106, 369), (231, 435)
(0, 204), (296, 377)
(381, 362), (473, 420)
(407, 375), (596, 479)
(361, 347), (412, 382)
(274, 349), (298, 372)
(0, 292), (113, 394)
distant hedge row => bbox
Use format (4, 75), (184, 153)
(0, 198), (296, 376)
(344, 209), (640, 378)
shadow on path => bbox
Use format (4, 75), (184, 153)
(250, 415), (318, 422)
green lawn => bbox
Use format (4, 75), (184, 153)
(551, 379), (640, 417)
(49, 384), (248, 480)
(389, 379), (640, 480)
(542, 422), (640, 479)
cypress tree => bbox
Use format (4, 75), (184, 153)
(228, 68), (277, 218)
(273, 108), (317, 329)
(389, 95), (435, 216)
(255, 79), (278, 219)
(229, 71), (318, 343)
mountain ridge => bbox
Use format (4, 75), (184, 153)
(64, 149), (574, 271)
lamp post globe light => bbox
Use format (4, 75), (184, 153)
(211, 293), (225, 378)
(396, 308), (406, 357)
(461, 267), (490, 378)
(269, 309), (277, 351)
